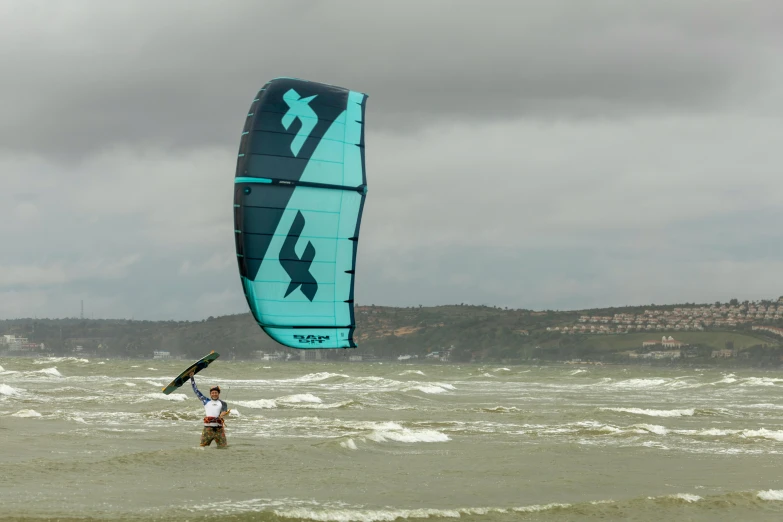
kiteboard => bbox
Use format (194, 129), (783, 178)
(161, 351), (220, 395)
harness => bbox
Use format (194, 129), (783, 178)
(203, 416), (224, 428)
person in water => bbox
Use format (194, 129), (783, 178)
(187, 370), (230, 447)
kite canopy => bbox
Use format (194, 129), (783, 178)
(234, 78), (368, 349)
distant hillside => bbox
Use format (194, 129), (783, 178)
(1, 298), (782, 365)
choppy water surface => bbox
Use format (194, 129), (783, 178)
(2, 357), (783, 521)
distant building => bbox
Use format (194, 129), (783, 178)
(661, 336), (687, 349)
(2, 335), (35, 351)
(641, 335), (687, 350)
(752, 325), (783, 338)
(650, 350), (681, 359)
(259, 352), (283, 361)
(300, 350), (323, 361)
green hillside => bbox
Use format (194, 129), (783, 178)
(0, 300), (781, 366)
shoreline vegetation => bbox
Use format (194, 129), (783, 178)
(1, 298), (782, 367)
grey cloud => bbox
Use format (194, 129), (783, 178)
(2, 0), (782, 160)
(5, 106), (779, 317)
(358, 216), (783, 312)
(1, 1), (782, 319)
(0, 243), (243, 320)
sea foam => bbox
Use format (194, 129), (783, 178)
(602, 407), (695, 417)
(12, 409), (42, 418)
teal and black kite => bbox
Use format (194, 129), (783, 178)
(233, 78), (368, 349)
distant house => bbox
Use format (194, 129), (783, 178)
(752, 325), (783, 338)
(2, 335), (38, 352)
(642, 335), (687, 350)
(661, 335), (687, 348)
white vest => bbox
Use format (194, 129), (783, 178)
(203, 400), (224, 426)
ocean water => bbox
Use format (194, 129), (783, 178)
(2, 356), (783, 521)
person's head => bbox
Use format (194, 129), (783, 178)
(209, 385), (220, 400)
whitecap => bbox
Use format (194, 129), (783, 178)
(511, 503), (572, 513)
(632, 424), (669, 435)
(667, 493), (702, 502)
(358, 376), (400, 384)
(697, 428), (738, 437)
(340, 438), (358, 450)
(34, 357), (88, 364)
(744, 403), (783, 409)
(740, 377), (783, 387)
(742, 428), (783, 442)
(191, 497), (567, 520)
(575, 421), (622, 434)
(404, 385), (449, 394)
(0, 384), (21, 396)
(368, 427), (449, 443)
(278, 393), (322, 404)
(483, 406), (520, 413)
(758, 490), (783, 501)
(282, 372), (348, 383)
(302, 401), (354, 410)
(710, 374), (737, 385)
(606, 378), (667, 390)
(233, 399), (277, 409)
(602, 407), (695, 418)
(34, 367), (62, 377)
(12, 409), (42, 418)
(139, 392), (187, 402)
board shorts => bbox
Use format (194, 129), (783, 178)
(200, 426), (227, 447)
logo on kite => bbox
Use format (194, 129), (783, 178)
(281, 88), (318, 157)
(294, 334), (330, 345)
(280, 210), (318, 301)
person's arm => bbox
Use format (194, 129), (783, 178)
(219, 401), (231, 418)
(190, 374), (208, 405)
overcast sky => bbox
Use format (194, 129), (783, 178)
(1, 0), (781, 320)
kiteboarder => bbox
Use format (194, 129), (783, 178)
(187, 370), (230, 448)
